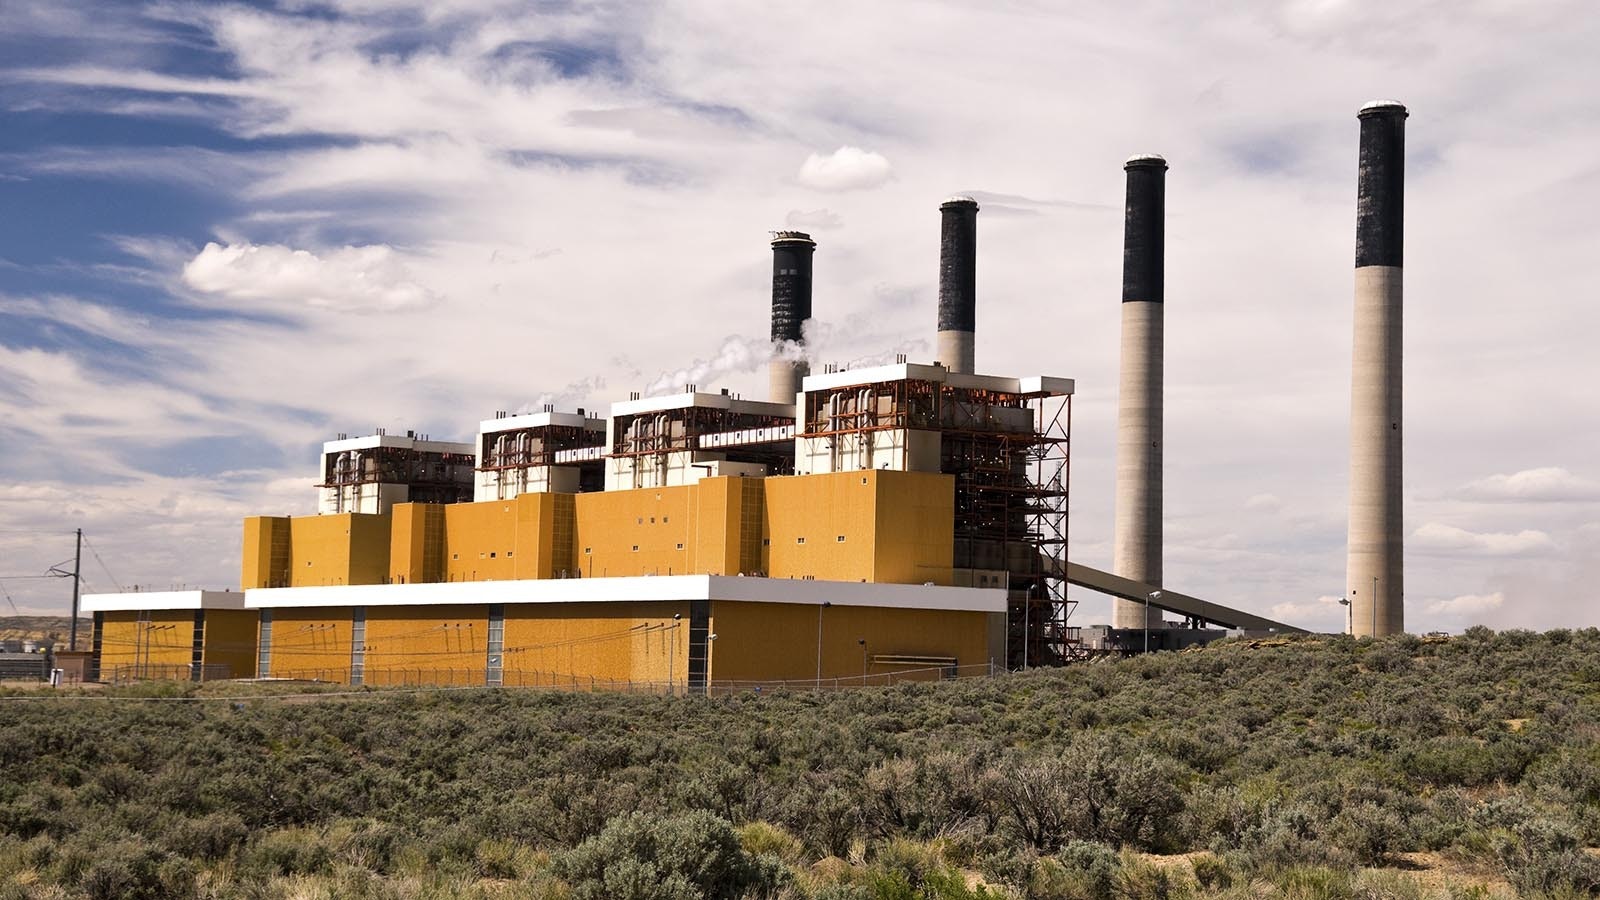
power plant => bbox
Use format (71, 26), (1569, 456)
(80, 101), (1408, 689)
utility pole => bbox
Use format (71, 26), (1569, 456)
(70, 529), (82, 651)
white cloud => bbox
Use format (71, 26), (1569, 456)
(1459, 467), (1600, 502)
(785, 208), (844, 230)
(1268, 595), (1348, 631)
(1244, 493), (1282, 512)
(1411, 522), (1555, 557)
(181, 242), (439, 314)
(796, 147), (893, 192)
(1424, 592), (1505, 617)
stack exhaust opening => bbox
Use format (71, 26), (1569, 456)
(768, 231), (815, 403)
(937, 196), (979, 374)
(1348, 100), (1407, 637)
(1113, 154), (1167, 629)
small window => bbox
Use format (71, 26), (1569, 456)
(480, 552), (487, 559)
(662, 516), (669, 523)
(637, 517), (643, 525)
(650, 516), (655, 524)
(797, 537), (806, 545)
(763, 538), (771, 546)
(306, 561), (313, 566)
(584, 548), (592, 554)
(452, 553), (459, 560)
(506, 551), (514, 558)
(861, 477), (868, 484)
(676, 543), (684, 550)
(489, 552), (496, 558)
(836, 535), (846, 543)
(632, 545), (639, 552)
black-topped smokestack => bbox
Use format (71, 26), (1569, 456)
(1348, 100), (1407, 637)
(1121, 157), (1166, 304)
(937, 196), (979, 374)
(1113, 153), (1167, 630)
(769, 231), (815, 403)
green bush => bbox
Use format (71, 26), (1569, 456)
(554, 810), (784, 900)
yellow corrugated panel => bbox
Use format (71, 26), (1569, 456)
(200, 609), (259, 679)
(361, 605), (488, 686)
(265, 609), (352, 681)
(707, 600), (989, 685)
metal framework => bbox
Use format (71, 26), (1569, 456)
(321, 445), (475, 505)
(611, 407), (796, 475)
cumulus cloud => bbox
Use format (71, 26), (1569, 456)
(796, 146), (892, 192)
(785, 208), (844, 230)
(1268, 594), (1348, 631)
(1424, 592), (1505, 617)
(1411, 522), (1555, 557)
(182, 242), (438, 314)
(1458, 467), (1600, 502)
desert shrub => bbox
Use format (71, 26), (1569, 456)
(739, 821), (808, 866)
(158, 810), (250, 861)
(987, 739), (1186, 853)
(1188, 854), (1235, 891)
(1114, 852), (1192, 900)
(554, 810), (784, 900)
(238, 825), (335, 878)
(1325, 801), (1409, 866)
(76, 833), (194, 900)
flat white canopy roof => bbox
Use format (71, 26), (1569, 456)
(322, 434), (474, 455)
(802, 363), (1073, 397)
(610, 392), (796, 419)
(81, 590), (248, 613)
(479, 411), (604, 435)
(245, 575), (1005, 613)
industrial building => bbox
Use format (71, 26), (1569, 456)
(82, 101), (1417, 689)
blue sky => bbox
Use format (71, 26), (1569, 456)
(2, 0), (1598, 632)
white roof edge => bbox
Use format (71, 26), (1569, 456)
(610, 392), (795, 418)
(323, 435), (474, 454)
(81, 590), (248, 613)
(478, 411), (605, 434)
(244, 575), (1004, 613)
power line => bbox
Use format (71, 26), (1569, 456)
(81, 534), (122, 593)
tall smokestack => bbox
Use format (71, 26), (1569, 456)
(1348, 100), (1407, 637)
(937, 196), (979, 374)
(769, 231), (815, 404)
(1113, 154), (1167, 630)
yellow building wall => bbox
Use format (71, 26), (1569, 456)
(573, 477), (758, 579)
(500, 601), (689, 688)
(706, 600), (992, 685)
(264, 609), (352, 680)
(95, 610), (195, 679)
(763, 470), (955, 585)
(390, 503), (445, 585)
(286, 514), (392, 587)
(443, 502), (519, 582)
(201, 609), (259, 679)
(517, 492), (577, 579)
(361, 605), (488, 686)
(241, 516), (291, 588)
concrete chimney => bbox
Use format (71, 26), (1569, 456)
(1113, 155), (1167, 629)
(1348, 100), (1407, 637)
(768, 231), (815, 404)
(937, 196), (979, 374)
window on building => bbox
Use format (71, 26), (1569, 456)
(797, 537), (806, 544)
(837, 535), (846, 542)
